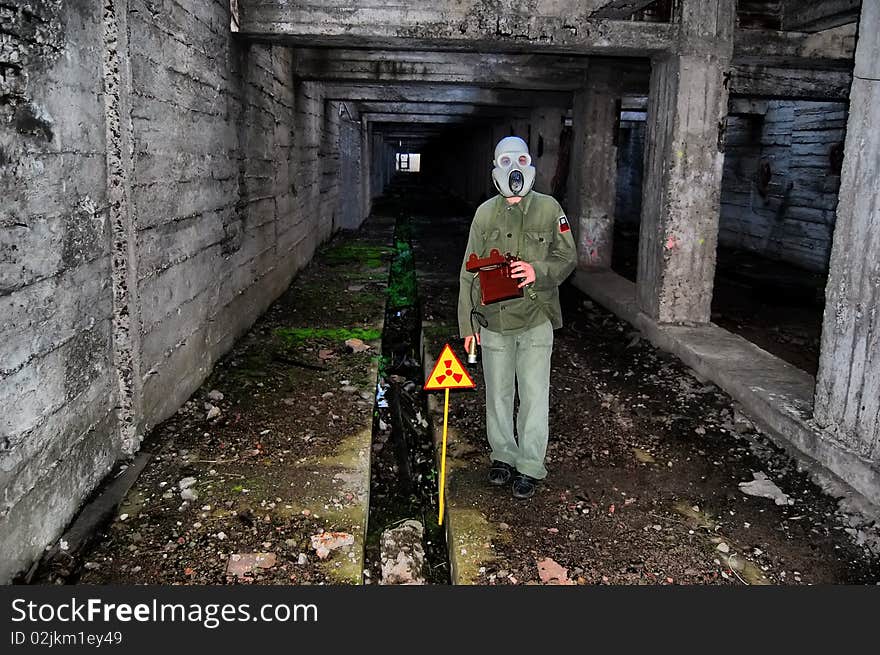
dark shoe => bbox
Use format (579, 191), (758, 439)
(511, 473), (538, 499)
(488, 461), (515, 486)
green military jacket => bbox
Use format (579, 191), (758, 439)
(458, 191), (577, 337)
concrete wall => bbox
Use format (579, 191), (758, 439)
(0, 0), (120, 585)
(613, 100), (846, 275)
(719, 101), (847, 273)
(0, 0), (357, 582)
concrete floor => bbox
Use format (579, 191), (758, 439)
(406, 177), (880, 584)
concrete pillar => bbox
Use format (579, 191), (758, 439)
(361, 119), (372, 217)
(814, 1), (880, 462)
(512, 118), (529, 143)
(386, 143), (394, 186)
(371, 131), (383, 198)
(529, 106), (564, 195)
(484, 128), (496, 200)
(636, 0), (734, 324)
(568, 66), (619, 270)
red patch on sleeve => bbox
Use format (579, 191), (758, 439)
(559, 216), (571, 233)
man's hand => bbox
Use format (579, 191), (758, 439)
(464, 334), (481, 352)
(510, 260), (536, 288)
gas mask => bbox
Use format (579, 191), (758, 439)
(491, 136), (536, 198)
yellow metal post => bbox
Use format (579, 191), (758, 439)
(438, 387), (450, 525)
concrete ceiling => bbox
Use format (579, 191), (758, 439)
(238, 0), (676, 55)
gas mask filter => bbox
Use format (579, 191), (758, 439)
(491, 136), (536, 198)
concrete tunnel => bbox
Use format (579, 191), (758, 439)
(2, 0), (880, 584)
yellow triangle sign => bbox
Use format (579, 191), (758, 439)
(424, 343), (476, 391)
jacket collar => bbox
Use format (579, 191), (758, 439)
(497, 192), (533, 216)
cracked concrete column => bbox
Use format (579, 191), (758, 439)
(569, 65), (619, 270)
(636, 0), (734, 324)
(814, 1), (880, 465)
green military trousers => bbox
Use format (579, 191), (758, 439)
(480, 320), (553, 480)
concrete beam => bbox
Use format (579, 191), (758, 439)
(295, 49), (651, 92)
(590, 1), (658, 20)
(814, 0), (880, 467)
(782, 0), (860, 32)
(239, 1), (677, 55)
(729, 64), (853, 101)
(365, 113), (485, 125)
(322, 83), (573, 108)
(354, 102), (532, 120)
(734, 23), (857, 65)
(295, 49), (583, 90)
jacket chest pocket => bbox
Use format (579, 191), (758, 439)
(481, 228), (504, 253)
(523, 230), (552, 260)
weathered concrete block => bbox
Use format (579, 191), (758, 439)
(0, 409), (118, 583)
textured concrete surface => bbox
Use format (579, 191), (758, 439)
(720, 100), (846, 272)
(636, 0), (734, 325)
(814, 1), (880, 469)
(238, 0), (677, 54)
(1, 0), (120, 584)
(0, 0), (360, 583)
(1, 0), (873, 585)
(569, 65), (619, 270)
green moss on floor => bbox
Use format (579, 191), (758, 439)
(275, 326), (382, 346)
(323, 243), (392, 269)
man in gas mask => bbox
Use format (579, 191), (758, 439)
(458, 136), (576, 499)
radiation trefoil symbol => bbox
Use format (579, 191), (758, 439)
(424, 344), (475, 391)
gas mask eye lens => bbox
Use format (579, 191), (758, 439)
(518, 154), (529, 166)
(499, 155), (511, 167)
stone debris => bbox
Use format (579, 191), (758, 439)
(732, 408), (756, 434)
(178, 477), (197, 490)
(633, 448), (656, 464)
(225, 552), (277, 577)
(205, 405), (221, 421)
(345, 338), (370, 352)
(380, 520), (426, 585)
(310, 531), (355, 559)
(537, 557), (575, 585)
(207, 389), (224, 402)
(739, 472), (794, 506)
(181, 488), (198, 502)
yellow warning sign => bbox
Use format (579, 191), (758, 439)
(424, 344), (475, 391)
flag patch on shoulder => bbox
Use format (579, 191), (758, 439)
(558, 215), (571, 233)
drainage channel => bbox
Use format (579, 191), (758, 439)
(364, 210), (451, 585)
